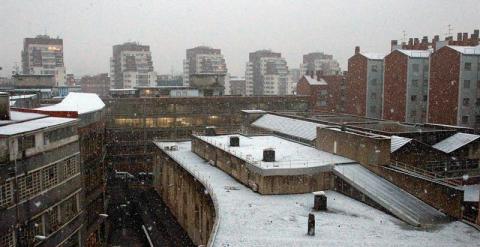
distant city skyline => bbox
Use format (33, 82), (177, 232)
(0, 0), (479, 77)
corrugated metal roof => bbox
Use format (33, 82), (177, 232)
(391, 135), (412, 153)
(432, 132), (480, 153)
(251, 114), (326, 141)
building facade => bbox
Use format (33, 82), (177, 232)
(296, 72), (347, 113)
(81, 73), (110, 97)
(183, 46), (227, 86)
(383, 49), (431, 123)
(110, 42), (156, 89)
(429, 45), (480, 128)
(21, 35), (66, 86)
(245, 50), (289, 96)
(300, 52), (341, 76)
(346, 46), (384, 118)
(228, 76), (246, 96)
(287, 68), (301, 95)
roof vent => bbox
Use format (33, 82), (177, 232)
(262, 148), (275, 162)
(229, 136), (239, 147)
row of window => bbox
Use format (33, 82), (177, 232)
(0, 155), (80, 208)
(461, 115), (480, 124)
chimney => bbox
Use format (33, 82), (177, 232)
(408, 38), (413, 46)
(433, 35), (440, 42)
(414, 38), (419, 45)
(354, 46), (360, 54)
(310, 70), (314, 79)
(315, 70), (323, 80)
(391, 40), (398, 46)
(0, 92), (10, 120)
(473, 29), (479, 39)
(262, 148), (275, 162)
(229, 136), (239, 147)
(457, 32), (463, 41)
(313, 191), (327, 211)
(463, 32), (469, 41)
(422, 36), (428, 44)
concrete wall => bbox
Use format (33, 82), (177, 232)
(191, 137), (332, 195)
(153, 149), (215, 246)
(316, 127), (391, 166)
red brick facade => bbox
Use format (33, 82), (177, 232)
(383, 50), (408, 121)
(346, 53), (368, 116)
(296, 75), (346, 113)
(428, 46), (460, 125)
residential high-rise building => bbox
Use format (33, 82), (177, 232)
(300, 52), (341, 76)
(429, 44), (480, 128)
(346, 46), (385, 118)
(21, 35), (66, 86)
(110, 42), (156, 89)
(383, 49), (431, 123)
(183, 46), (227, 86)
(288, 68), (301, 94)
(245, 50), (289, 96)
(225, 75), (246, 95)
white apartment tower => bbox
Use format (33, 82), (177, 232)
(245, 50), (289, 96)
(183, 46), (227, 86)
(21, 35), (67, 86)
(110, 42), (156, 89)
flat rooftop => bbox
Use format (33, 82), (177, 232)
(196, 135), (353, 170)
(0, 111), (47, 126)
(0, 117), (76, 136)
(155, 141), (480, 247)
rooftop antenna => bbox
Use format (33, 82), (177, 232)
(445, 24), (453, 36)
(402, 30), (407, 43)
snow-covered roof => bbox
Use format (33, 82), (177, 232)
(196, 135), (352, 171)
(390, 135), (412, 153)
(303, 75), (327, 85)
(0, 111), (47, 126)
(10, 94), (37, 99)
(252, 114), (326, 141)
(432, 133), (480, 153)
(37, 92), (105, 114)
(447, 45), (480, 55)
(361, 52), (385, 60)
(0, 117), (76, 136)
(241, 110), (266, 114)
(396, 49), (431, 58)
(154, 141), (480, 247)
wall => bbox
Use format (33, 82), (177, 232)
(365, 59), (384, 119)
(383, 51), (408, 121)
(153, 149), (215, 246)
(316, 127), (391, 166)
(428, 47), (460, 125)
(346, 54), (367, 116)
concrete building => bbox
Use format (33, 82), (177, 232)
(110, 42), (156, 89)
(227, 76), (246, 96)
(287, 68), (301, 95)
(80, 73), (110, 97)
(245, 50), (289, 96)
(183, 46), (227, 86)
(0, 96), (82, 246)
(428, 44), (480, 129)
(300, 52), (341, 76)
(21, 35), (67, 86)
(383, 49), (431, 123)
(156, 74), (183, 87)
(346, 46), (385, 118)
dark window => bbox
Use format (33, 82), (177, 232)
(411, 95), (417, 101)
(463, 98), (470, 106)
(411, 79), (418, 87)
(464, 80), (471, 89)
(370, 78), (377, 85)
(476, 115), (480, 123)
(462, 116), (469, 124)
(412, 64), (420, 72)
(371, 65), (377, 72)
(464, 62), (472, 71)
(423, 95), (428, 101)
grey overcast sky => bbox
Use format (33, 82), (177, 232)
(0, 0), (479, 77)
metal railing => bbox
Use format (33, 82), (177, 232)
(390, 161), (461, 186)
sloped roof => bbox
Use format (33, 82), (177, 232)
(432, 132), (480, 153)
(361, 53), (385, 60)
(303, 75), (327, 85)
(252, 114), (326, 141)
(391, 135), (412, 153)
(37, 92), (105, 114)
(396, 49), (432, 58)
(0, 117), (76, 136)
(447, 45), (480, 55)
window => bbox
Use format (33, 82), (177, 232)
(423, 95), (428, 101)
(477, 98), (480, 106)
(18, 135), (35, 151)
(423, 79), (428, 88)
(423, 64), (429, 72)
(464, 62), (472, 71)
(410, 110), (417, 117)
(411, 95), (417, 101)
(42, 164), (58, 189)
(411, 79), (418, 87)
(371, 92), (377, 99)
(477, 80), (480, 89)
(462, 116), (469, 124)
(371, 65), (377, 72)
(463, 98), (470, 106)
(464, 80), (471, 89)
(320, 90), (328, 96)
(370, 78), (377, 86)
(412, 64), (419, 72)
(369, 105), (376, 113)
(0, 181), (13, 208)
(476, 115), (480, 123)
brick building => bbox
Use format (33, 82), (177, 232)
(383, 49), (431, 123)
(80, 73), (110, 97)
(428, 45), (480, 128)
(346, 47), (384, 118)
(296, 71), (346, 113)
